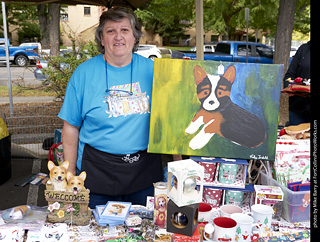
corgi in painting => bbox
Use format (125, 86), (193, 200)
(47, 160), (69, 192)
(185, 65), (266, 150)
(66, 171), (87, 195)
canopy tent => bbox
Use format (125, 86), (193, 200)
(1, 0), (150, 9)
(1, 0), (204, 113)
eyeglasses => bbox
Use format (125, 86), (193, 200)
(105, 89), (133, 97)
(105, 57), (133, 97)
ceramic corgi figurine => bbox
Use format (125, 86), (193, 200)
(66, 171), (87, 195)
(47, 160), (69, 192)
(185, 65), (266, 150)
(9, 205), (30, 219)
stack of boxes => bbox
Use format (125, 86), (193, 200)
(166, 159), (204, 237)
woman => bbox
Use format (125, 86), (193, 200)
(59, 7), (175, 208)
(283, 41), (310, 125)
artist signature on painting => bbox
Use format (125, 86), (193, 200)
(250, 154), (269, 160)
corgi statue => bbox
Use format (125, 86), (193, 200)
(66, 171), (87, 195)
(47, 160), (69, 192)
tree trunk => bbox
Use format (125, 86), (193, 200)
(274, 0), (296, 78)
(37, 4), (50, 49)
(48, 3), (61, 56)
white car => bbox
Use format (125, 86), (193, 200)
(135, 45), (162, 60)
(19, 42), (42, 53)
(190, 45), (215, 52)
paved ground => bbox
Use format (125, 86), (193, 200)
(0, 158), (48, 210)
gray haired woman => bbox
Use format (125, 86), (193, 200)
(58, 7), (179, 208)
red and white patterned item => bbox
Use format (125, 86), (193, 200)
(203, 188), (222, 208)
(196, 162), (217, 183)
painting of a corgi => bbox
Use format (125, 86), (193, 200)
(185, 65), (266, 150)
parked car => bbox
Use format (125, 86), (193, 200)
(19, 42), (42, 53)
(172, 41), (274, 64)
(35, 46), (162, 81)
(190, 44), (215, 52)
(0, 38), (39, 66)
(135, 45), (162, 60)
(34, 50), (74, 81)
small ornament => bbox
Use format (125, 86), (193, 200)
(172, 212), (188, 227)
(183, 177), (197, 193)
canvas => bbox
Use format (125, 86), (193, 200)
(149, 59), (283, 161)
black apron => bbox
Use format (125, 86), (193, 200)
(81, 143), (163, 196)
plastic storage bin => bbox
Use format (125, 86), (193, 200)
(260, 171), (310, 222)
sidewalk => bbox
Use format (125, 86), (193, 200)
(0, 96), (56, 104)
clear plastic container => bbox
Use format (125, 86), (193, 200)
(260, 171), (310, 222)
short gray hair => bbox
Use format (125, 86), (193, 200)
(95, 7), (142, 54)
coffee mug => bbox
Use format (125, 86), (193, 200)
(248, 204), (274, 232)
(231, 213), (259, 242)
(218, 163), (238, 184)
(225, 190), (244, 206)
(220, 204), (243, 217)
(204, 217), (237, 241)
(198, 203), (214, 223)
(203, 188), (222, 208)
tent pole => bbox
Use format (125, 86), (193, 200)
(2, 1), (13, 115)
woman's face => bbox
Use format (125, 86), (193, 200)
(101, 18), (136, 66)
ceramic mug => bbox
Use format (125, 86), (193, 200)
(225, 190), (244, 206)
(198, 203), (214, 223)
(203, 188), (223, 208)
(218, 163), (238, 184)
(231, 213), (259, 242)
(248, 204), (274, 233)
(204, 217), (238, 241)
(219, 204), (243, 217)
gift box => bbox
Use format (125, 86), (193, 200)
(191, 157), (248, 189)
(254, 185), (283, 204)
(173, 223), (203, 242)
(167, 200), (199, 237)
(168, 159), (204, 207)
(254, 185), (284, 220)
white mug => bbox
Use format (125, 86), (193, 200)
(248, 204), (274, 233)
(204, 217), (238, 241)
(220, 204), (243, 217)
(231, 213), (259, 242)
(198, 203), (214, 223)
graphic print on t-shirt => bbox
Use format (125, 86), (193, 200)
(103, 82), (150, 118)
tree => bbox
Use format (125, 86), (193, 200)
(0, 3), (39, 42)
(273, 0), (297, 75)
(48, 3), (60, 56)
(37, 4), (49, 49)
(136, 0), (194, 45)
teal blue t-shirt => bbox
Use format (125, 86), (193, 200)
(58, 53), (155, 170)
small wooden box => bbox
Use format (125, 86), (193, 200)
(167, 200), (199, 237)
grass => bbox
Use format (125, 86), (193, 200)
(0, 86), (56, 97)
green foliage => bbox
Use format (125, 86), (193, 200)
(136, 0), (194, 43)
(136, 0), (309, 41)
(42, 41), (98, 99)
